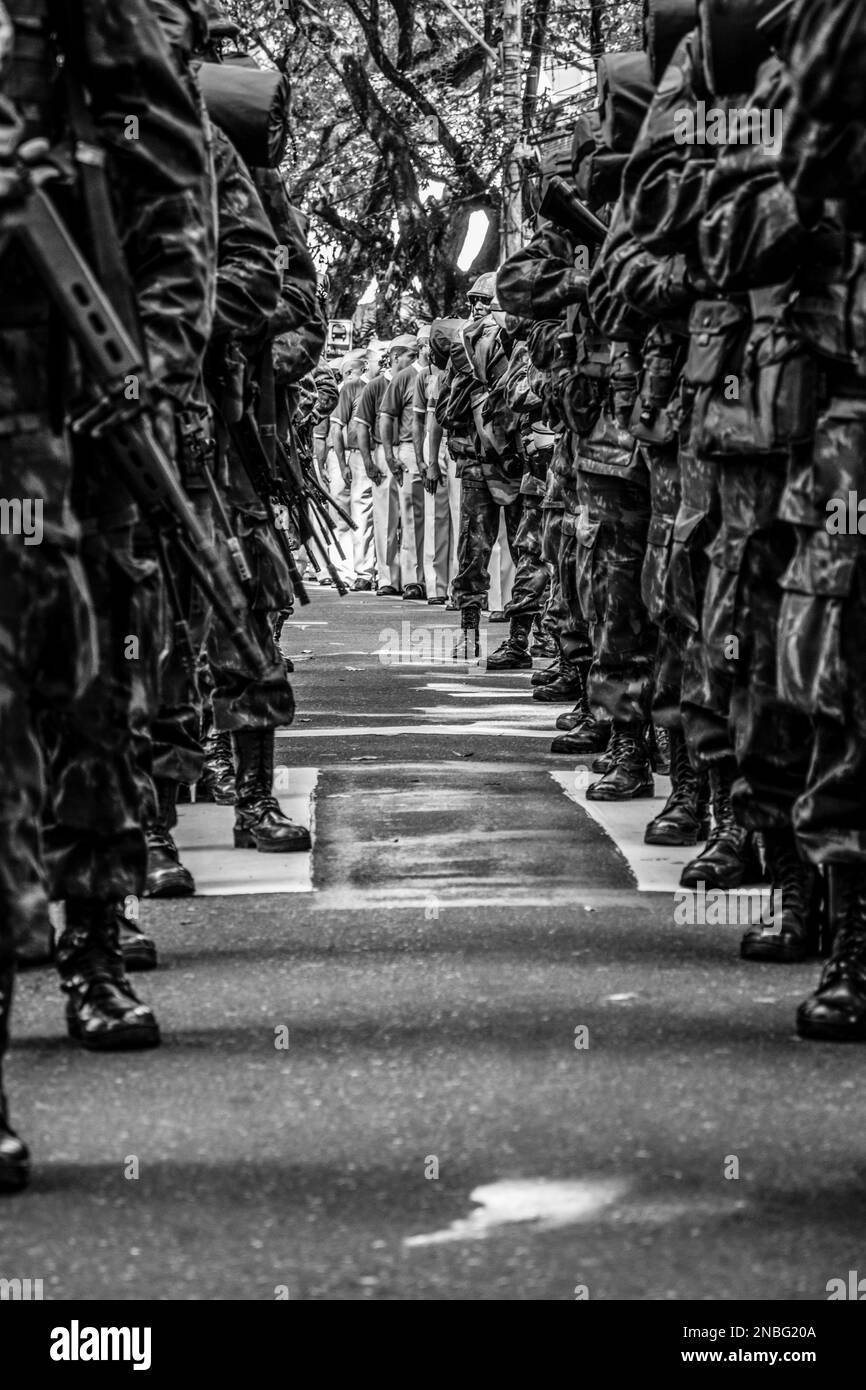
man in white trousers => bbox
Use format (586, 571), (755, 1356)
(380, 334), (427, 600)
(353, 339), (415, 595)
(329, 348), (377, 591)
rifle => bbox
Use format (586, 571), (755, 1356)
(538, 176), (609, 246)
(0, 170), (272, 680)
(209, 348), (358, 597)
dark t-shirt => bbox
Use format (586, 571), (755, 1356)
(352, 374), (390, 447)
(331, 376), (365, 450)
(380, 364), (420, 444)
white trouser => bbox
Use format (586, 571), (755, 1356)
(397, 440), (425, 591)
(324, 451), (354, 585)
(488, 509), (515, 612)
(347, 448), (375, 581)
(371, 444), (401, 589)
(422, 440), (456, 600)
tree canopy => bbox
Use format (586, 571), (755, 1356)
(223, 0), (641, 333)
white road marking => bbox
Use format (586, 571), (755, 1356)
(278, 724), (556, 739)
(552, 770), (765, 901)
(405, 1179), (627, 1247)
(174, 769), (317, 895)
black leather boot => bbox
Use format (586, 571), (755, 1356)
(486, 616), (533, 670)
(118, 901), (158, 972)
(233, 729), (312, 852)
(0, 965), (30, 1193)
(550, 687), (610, 754)
(586, 722), (654, 800)
(591, 725), (623, 774)
(453, 607), (480, 660)
(197, 729), (236, 805)
(797, 866), (866, 1040)
(532, 658), (562, 688)
(644, 729), (710, 846)
(529, 620), (557, 659)
(740, 827), (821, 963)
(648, 725), (671, 775)
(532, 657), (583, 702)
(56, 900), (160, 1051)
(145, 780), (195, 898)
(679, 762), (763, 890)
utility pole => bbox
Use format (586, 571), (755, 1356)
(501, 0), (523, 259)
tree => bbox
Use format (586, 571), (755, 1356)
(222, 1), (640, 329)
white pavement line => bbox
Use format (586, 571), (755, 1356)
(278, 724), (556, 739)
(405, 1179), (627, 1247)
(175, 768), (317, 895)
(552, 770), (767, 900)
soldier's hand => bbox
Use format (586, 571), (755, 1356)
(424, 465), (443, 495)
(340, 464), (352, 490)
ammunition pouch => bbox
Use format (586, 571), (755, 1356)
(629, 335), (685, 446)
(685, 298), (816, 457)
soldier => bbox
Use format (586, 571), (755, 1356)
(695, 34), (818, 963)
(443, 278), (538, 668)
(497, 140), (610, 753)
(0, 0), (215, 1188)
(619, 24), (763, 879)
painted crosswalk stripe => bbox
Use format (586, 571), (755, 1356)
(174, 769), (317, 895)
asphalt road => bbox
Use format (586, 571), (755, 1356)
(4, 587), (866, 1301)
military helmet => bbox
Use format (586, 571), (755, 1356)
(467, 271), (497, 302)
(206, 0), (241, 39)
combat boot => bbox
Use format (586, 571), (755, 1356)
(56, 900), (160, 1051)
(532, 658), (562, 688)
(486, 616), (533, 671)
(0, 965), (29, 1193)
(644, 729), (710, 847)
(550, 687), (610, 754)
(591, 725), (623, 774)
(529, 619), (557, 659)
(679, 761), (763, 890)
(740, 827), (820, 963)
(531, 657), (583, 702)
(648, 725), (671, 775)
(145, 779), (195, 898)
(797, 866), (866, 1040)
(453, 607), (480, 660)
(233, 728), (312, 852)
(196, 729), (236, 805)
(586, 722), (654, 800)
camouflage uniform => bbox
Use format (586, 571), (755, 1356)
(619, 29), (762, 878)
(497, 225), (599, 719)
(0, 0), (213, 1180)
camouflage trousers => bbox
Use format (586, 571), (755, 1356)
(641, 442), (685, 728)
(700, 455), (813, 831)
(550, 496), (594, 669)
(776, 407), (866, 865)
(207, 508), (295, 733)
(540, 505), (566, 643)
(451, 474), (530, 616)
(575, 469), (655, 723)
(506, 494), (550, 620)
(0, 513), (153, 959)
(667, 439), (731, 769)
